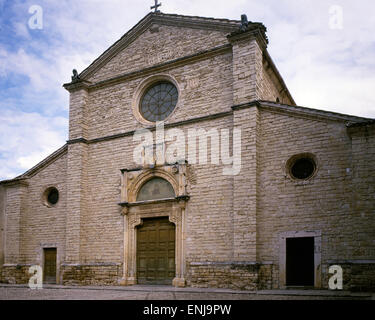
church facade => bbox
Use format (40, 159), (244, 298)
(0, 12), (374, 291)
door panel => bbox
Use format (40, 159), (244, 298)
(43, 248), (57, 284)
(286, 237), (314, 286)
(137, 217), (175, 285)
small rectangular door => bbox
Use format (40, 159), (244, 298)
(286, 237), (315, 286)
(43, 248), (57, 284)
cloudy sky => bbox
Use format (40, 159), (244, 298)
(0, 0), (374, 180)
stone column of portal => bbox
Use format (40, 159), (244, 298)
(227, 25), (267, 262)
(63, 80), (90, 268)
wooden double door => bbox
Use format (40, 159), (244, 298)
(137, 217), (175, 285)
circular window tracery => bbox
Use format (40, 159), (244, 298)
(140, 81), (178, 122)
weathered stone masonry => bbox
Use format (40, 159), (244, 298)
(0, 12), (374, 290)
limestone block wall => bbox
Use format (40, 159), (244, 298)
(19, 153), (67, 264)
(0, 152), (67, 284)
(259, 60), (293, 105)
(86, 25), (231, 83)
(1, 265), (30, 284)
(79, 137), (128, 266)
(62, 110), (265, 287)
(346, 124), (375, 290)
(188, 264), (260, 291)
(2, 14), (373, 289)
(0, 186), (4, 281)
(350, 125), (375, 260)
(85, 51), (233, 140)
(231, 107), (259, 261)
(77, 115), (236, 273)
(228, 32), (292, 107)
(65, 142), (89, 266)
(62, 264), (121, 286)
(180, 117), (235, 263)
(256, 108), (374, 290)
(3, 184), (28, 265)
(230, 37), (261, 105)
(69, 88), (89, 141)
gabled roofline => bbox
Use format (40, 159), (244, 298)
(0, 144), (68, 186)
(77, 12), (241, 81)
(64, 12), (293, 108)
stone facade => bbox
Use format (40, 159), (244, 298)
(0, 12), (374, 291)
(0, 185), (4, 280)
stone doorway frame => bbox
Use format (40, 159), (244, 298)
(118, 164), (188, 287)
(38, 243), (61, 285)
(279, 231), (321, 289)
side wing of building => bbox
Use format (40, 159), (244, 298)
(0, 146), (67, 284)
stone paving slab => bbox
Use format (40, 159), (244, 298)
(0, 283), (255, 294)
(0, 284), (374, 300)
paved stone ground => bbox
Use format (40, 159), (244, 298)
(0, 285), (373, 300)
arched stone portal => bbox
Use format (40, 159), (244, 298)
(119, 163), (188, 287)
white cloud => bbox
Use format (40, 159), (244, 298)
(261, 1), (375, 116)
(0, 110), (68, 179)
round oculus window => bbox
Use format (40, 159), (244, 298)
(290, 158), (316, 180)
(48, 188), (59, 205)
(140, 82), (178, 122)
(43, 187), (59, 206)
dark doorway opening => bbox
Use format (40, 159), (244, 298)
(43, 248), (57, 284)
(137, 217), (175, 285)
(286, 237), (314, 286)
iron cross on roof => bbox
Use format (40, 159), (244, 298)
(151, 0), (161, 12)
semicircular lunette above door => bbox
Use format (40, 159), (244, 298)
(136, 177), (176, 202)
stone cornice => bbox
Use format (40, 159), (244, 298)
(232, 101), (261, 111)
(119, 195), (189, 208)
(66, 110), (233, 145)
(346, 119), (375, 128)
(121, 162), (185, 173)
(63, 79), (92, 92)
(0, 178), (29, 187)
(66, 138), (89, 145)
(346, 120), (375, 135)
(151, 12), (240, 32)
(65, 100), (373, 147)
(227, 26), (268, 50)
